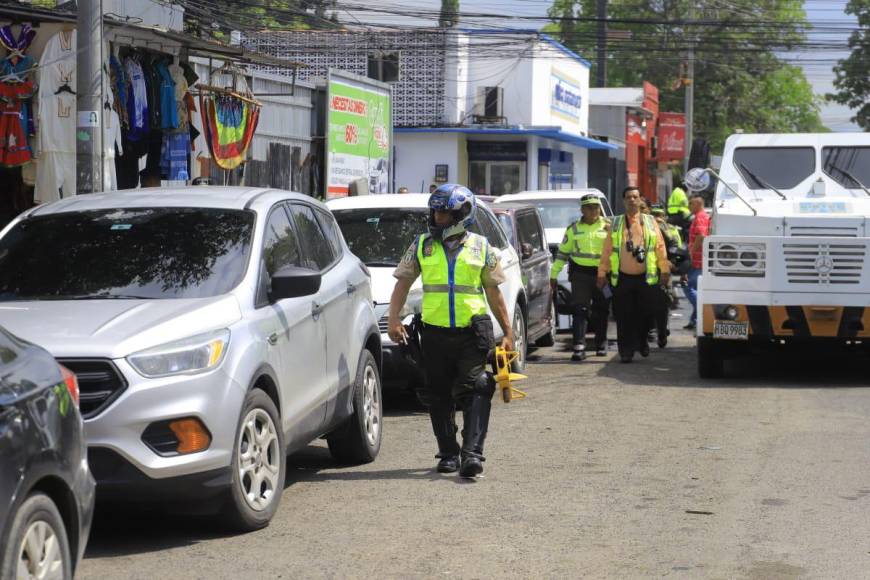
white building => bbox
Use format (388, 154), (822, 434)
(248, 29), (616, 195)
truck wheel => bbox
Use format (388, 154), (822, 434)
(327, 350), (383, 464)
(697, 337), (724, 379)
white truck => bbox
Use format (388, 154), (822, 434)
(686, 133), (870, 378)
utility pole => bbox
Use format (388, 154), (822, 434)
(595, 0), (607, 88)
(683, 4), (695, 174)
(76, 0), (103, 193)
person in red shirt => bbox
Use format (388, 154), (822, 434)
(684, 195), (710, 330)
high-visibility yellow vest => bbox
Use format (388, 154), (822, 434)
(609, 214), (660, 286)
(550, 218), (609, 278)
(667, 187), (690, 218)
(417, 232), (489, 328)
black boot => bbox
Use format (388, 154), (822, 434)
(436, 455), (460, 473)
(459, 456), (483, 478)
(458, 373), (495, 477)
(571, 344), (586, 362)
(428, 396), (460, 460)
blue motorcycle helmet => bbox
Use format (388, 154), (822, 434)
(428, 184), (477, 239)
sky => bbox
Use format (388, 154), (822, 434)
(343, 0), (862, 132)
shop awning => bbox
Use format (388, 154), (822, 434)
(395, 126), (619, 151)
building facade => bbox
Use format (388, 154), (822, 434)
(248, 29), (616, 195)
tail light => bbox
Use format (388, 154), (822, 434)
(59, 364), (79, 407)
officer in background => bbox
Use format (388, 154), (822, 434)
(649, 205), (684, 347)
(598, 187), (671, 363)
(550, 194), (610, 361)
(667, 181), (691, 237)
(387, 184), (514, 479)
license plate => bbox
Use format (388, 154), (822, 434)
(713, 321), (749, 340)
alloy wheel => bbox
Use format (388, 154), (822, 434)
(16, 520), (64, 580)
(237, 408), (281, 511)
(362, 364), (381, 447)
(513, 309), (526, 367)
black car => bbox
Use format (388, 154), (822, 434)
(0, 326), (95, 579)
(489, 202), (557, 348)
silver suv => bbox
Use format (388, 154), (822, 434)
(0, 187), (383, 531)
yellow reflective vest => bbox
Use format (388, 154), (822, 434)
(550, 218), (609, 278)
(417, 232), (489, 328)
(667, 187), (690, 218)
(609, 214), (660, 286)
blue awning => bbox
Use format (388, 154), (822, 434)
(395, 126), (619, 151)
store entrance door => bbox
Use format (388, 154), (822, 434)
(469, 161), (526, 196)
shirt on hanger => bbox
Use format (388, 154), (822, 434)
(37, 29), (77, 154)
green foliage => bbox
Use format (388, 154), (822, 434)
(545, 0), (826, 150)
(830, 0), (870, 130)
(440, 0), (460, 28)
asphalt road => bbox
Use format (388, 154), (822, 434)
(79, 309), (870, 579)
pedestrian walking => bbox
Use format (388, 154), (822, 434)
(387, 184), (514, 478)
(550, 194), (610, 361)
(684, 194), (710, 330)
(598, 187), (671, 363)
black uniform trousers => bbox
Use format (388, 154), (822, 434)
(568, 265), (609, 349)
(612, 272), (655, 357)
(420, 325), (494, 460)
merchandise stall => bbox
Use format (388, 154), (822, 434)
(0, 4), (299, 228)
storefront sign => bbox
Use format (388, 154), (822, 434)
(550, 69), (582, 124)
(326, 70), (392, 198)
(657, 112), (686, 161)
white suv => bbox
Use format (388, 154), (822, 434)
(328, 194), (527, 387)
(0, 187), (382, 531)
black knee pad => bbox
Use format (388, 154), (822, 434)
(474, 371), (497, 397)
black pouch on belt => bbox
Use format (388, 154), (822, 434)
(470, 314), (495, 353)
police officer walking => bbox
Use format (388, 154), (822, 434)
(598, 187), (671, 363)
(550, 194), (610, 361)
(387, 184), (514, 478)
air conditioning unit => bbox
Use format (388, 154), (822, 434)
(473, 86), (505, 124)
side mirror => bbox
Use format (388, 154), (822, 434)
(270, 266), (321, 301)
(520, 242), (534, 260)
(684, 167), (712, 193)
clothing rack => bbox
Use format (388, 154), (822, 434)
(195, 83), (261, 107)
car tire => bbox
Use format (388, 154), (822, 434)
(535, 302), (557, 347)
(222, 388), (286, 532)
(511, 306), (527, 372)
(1, 493), (72, 580)
(697, 337), (725, 379)
(327, 349), (383, 464)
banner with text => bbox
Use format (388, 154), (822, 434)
(326, 70), (392, 198)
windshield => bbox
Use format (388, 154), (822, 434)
(823, 147), (870, 191)
(526, 199), (583, 230)
(733, 147), (815, 190)
(0, 208), (255, 301)
(333, 208), (428, 266)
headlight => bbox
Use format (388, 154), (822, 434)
(708, 242), (765, 277)
(128, 329), (230, 378)
(739, 250), (759, 268)
(717, 244), (738, 268)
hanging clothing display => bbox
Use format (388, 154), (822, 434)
(200, 92), (260, 170)
(124, 56), (148, 143)
(36, 29), (76, 203)
(103, 108), (123, 190)
(0, 79), (36, 166)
